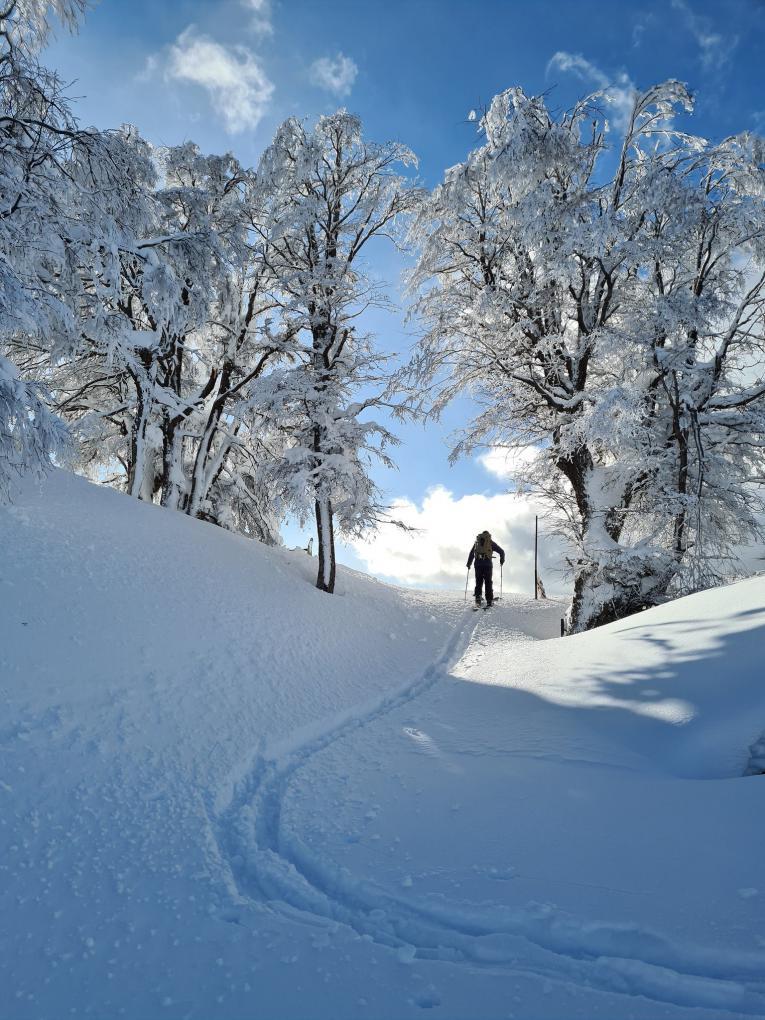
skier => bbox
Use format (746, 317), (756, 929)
(467, 530), (505, 608)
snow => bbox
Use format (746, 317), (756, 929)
(2, 469), (765, 1019)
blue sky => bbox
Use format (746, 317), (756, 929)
(43, 0), (764, 594)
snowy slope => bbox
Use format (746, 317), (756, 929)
(2, 470), (765, 1020)
(279, 587), (765, 1018)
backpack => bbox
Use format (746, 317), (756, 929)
(474, 532), (493, 560)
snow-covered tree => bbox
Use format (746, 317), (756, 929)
(0, 0), (100, 497)
(408, 82), (765, 630)
(165, 146), (289, 535)
(0, 353), (67, 501)
(0, 1), (85, 53)
(251, 112), (420, 591)
(613, 126), (765, 600)
(14, 134), (287, 541)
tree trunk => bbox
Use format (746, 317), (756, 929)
(187, 364), (231, 519)
(127, 366), (156, 502)
(560, 448), (673, 632)
(315, 498), (336, 593)
(673, 429), (690, 561)
(160, 413), (186, 510)
(187, 413), (221, 519)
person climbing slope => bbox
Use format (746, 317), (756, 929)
(467, 530), (505, 607)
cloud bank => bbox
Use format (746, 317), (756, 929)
(347, 485), (569, 598)
(477, 445), (540, 482)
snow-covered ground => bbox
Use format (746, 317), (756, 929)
(2, 470), (765, 1020)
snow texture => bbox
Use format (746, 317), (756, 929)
(2, 469), (765, 1019)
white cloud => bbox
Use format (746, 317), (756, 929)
(309, 52), (358, 97)
(478, 445), (540, 482)
(347, 485), (569, 598)
(241, 0), (274, 37)
(135, 53), (159, 83)
(547, 51), (636, 132)
(670, 0), (738, 71)
(165, 27), (274, 134)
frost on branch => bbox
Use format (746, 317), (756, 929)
(0, 355), (67, 501)
(408, 80), (765, 631)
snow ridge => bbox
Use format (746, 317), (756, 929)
(214, 611), (765, 1018)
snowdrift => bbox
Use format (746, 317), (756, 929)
(2, 469), (764, 1020)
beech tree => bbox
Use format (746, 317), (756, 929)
(0, 0), (108, 498)
(0, 355), (67, 501)
(408, 82), (765, 630)
(251, 112), (420, 591)
(18, 136), (288, 541)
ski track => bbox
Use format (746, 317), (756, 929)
(213, 607), (765, 1019)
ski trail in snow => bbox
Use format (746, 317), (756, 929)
(212, 606), (480, 904)
(213, 607), (765, 1018)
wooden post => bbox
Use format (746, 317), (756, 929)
(534, 515), (538, 600)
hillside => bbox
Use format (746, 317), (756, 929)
(2, 470), (764, 1020)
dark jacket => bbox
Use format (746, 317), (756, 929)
(467, 539), (505, 569)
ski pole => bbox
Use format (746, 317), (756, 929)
(501, 560), (503, 599)
(464, 567), (469, 602)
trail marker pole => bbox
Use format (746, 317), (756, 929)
(534, 515), (539, 600)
